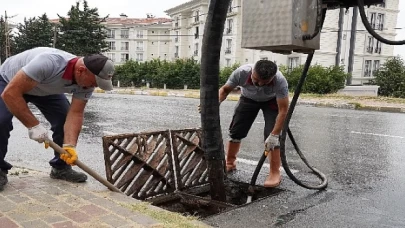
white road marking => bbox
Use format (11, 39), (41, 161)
(350, 131), (405, 139)
(237, 158), (300, 174)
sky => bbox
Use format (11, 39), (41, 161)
(3, 0), (404, 58)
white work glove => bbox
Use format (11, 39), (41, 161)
(265, 133), (280, 151)
(28, 124), (49, 143)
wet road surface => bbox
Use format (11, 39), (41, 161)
(6, 93), (405, 227)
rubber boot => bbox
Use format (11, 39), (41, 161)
(225, 141), (241, 172)
(264, 148), (282, 187)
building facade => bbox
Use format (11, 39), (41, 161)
(164, 0), (400, 85)
(103, 14), (172, 64)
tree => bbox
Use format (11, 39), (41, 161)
(0, 16), (15, 63)
(372, 56), (405, 98)
(200, 0), (232, 202)
(13, 14), (54, 54)
(56, 0), (109, 55)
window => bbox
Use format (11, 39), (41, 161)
(175, 46), (179, 58)
(369, 12), (376, 29)
(225, 39), (232, 54)
(195, 26), (199, 39)
(261, 57), (269, 60)
(226, 59), (231, 67)
(136, 41), (143, 51)
(136, 30), (144, 38)
(175, 17), (179, 28)
(107, 53), (115, 62)
(195, 10), (200, 22)
(364, 60), (372, 77)
(136, 53), (143, 61)
(376, 13), (385, 31)
(288, 57), (299, 71)
(226, 19), (233, 34)
(108, 41), (116, 50)
(373, 60), (380, 75)
(107, 29), (115, 38)
(194, 43), (199, 56)
(228, 0), (233, 12)
(121, 29), (129, 38)
(121, 53), (129, 62)
(375, 40), (382, 54)
(121, 42), (129, 51)
(377, 0), (385, 8)
(366, 36), (374, 53)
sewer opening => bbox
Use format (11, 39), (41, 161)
(148, 179), (284, 218)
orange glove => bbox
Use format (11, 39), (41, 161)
(60, 144), (78, 166)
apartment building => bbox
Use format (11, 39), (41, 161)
(165, 0), (400, 85)
(103, 14), (172, 64)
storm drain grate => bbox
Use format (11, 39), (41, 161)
(102, 128), (208, 200)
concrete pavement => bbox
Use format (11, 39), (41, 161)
(0, 167), (209, 228)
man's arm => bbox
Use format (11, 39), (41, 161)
(219, 84), (235, 103)
(1, 70), (40, 128)
(63, 97), (87, 146)
(271, 96), (289, 135)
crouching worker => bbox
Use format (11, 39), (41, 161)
(219, 60), (289, 188)
(0, 47), (115, 191)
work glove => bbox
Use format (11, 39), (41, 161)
(60, 144), (78, 166)
(264, 133), (280, 152)
(28, 124), (49, 143)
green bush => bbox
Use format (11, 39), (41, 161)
(281, 64), (349, 94)
(114, 58), (240, 89)
(371, 56), (405, 98)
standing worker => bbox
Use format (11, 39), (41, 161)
(220, 60), (289, 187)
(0, 47), (115, 191)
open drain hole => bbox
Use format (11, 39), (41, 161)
(147, 179), (284, 218)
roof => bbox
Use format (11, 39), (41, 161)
(164, 0), (209, 15)
(49, 17), (172, 25)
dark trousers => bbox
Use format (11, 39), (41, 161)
(0, 76), (70, 172)
(228, 96), (279, 141)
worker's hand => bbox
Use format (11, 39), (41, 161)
(60, 144), (78, 166)
(264, 133), (280, 151)
(28, 124), (49, 143)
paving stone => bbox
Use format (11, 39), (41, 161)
(59, 194), (89, 207)
(52, 221), (80, 228)
(6, 193), (31, 203)
(0, 200), (17, 212)
(109, 205), (138, 217)
(99, 214), (130, 227)
(6, 211), (37, 223)
(0, 216), (19, 228)
(46, 202), (74, 213)
(63, 210), (92, 223)
(42, 215), (69, 224)
(129, 212), (163, 227)
(80, 204), (108, 217)
(20, 219), (51, 228)
(28, 191), (58, 203)
(23, 202), (52, 213)
(89, 197), (119, 209)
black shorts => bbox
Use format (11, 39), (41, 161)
(228, 96), (279, 141)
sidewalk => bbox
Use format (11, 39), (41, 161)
(94, 88), (405, 113)
(0, 167), (209, 228)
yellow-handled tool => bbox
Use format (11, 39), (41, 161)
(47, 140), (122, 193)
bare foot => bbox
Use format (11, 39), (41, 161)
(264, 172), (281, 188)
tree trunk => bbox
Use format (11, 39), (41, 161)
(200, 0), (231, 202)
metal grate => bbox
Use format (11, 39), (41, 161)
(171, 129), (209, 190)
(102, 128), (208, 200)
(102, 131), (176, 200)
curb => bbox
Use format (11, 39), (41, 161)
(93, 89), (405, 114)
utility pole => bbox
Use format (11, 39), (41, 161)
(4, 11), (10, 58)
(53, 24), (57, 48)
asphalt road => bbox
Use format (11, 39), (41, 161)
(6, 93), (405, 227)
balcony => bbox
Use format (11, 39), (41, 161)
(109, 47), (116, 51)
(194, 33), (199, 39)
(121, 47), (129, 51)
(366, 46), (373, 54)
(107, 35), (115, 38)
(136, 47), (143, 51)
(364, 70), (371, 77)
(121, 34), (129, 39)
(175, 22), (179, 28)
(377, 24), (384, 31)
(174, 37), (179, 43)
(174, 53), (179, 58)
(136, 35), (144, 39)
(225, 48), (232, 54)
(193, 50), (198, 56)
(226, 28), (232, 34)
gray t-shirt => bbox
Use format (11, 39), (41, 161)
(0, 47), (94, 100)
(225, 64), (289, 102)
